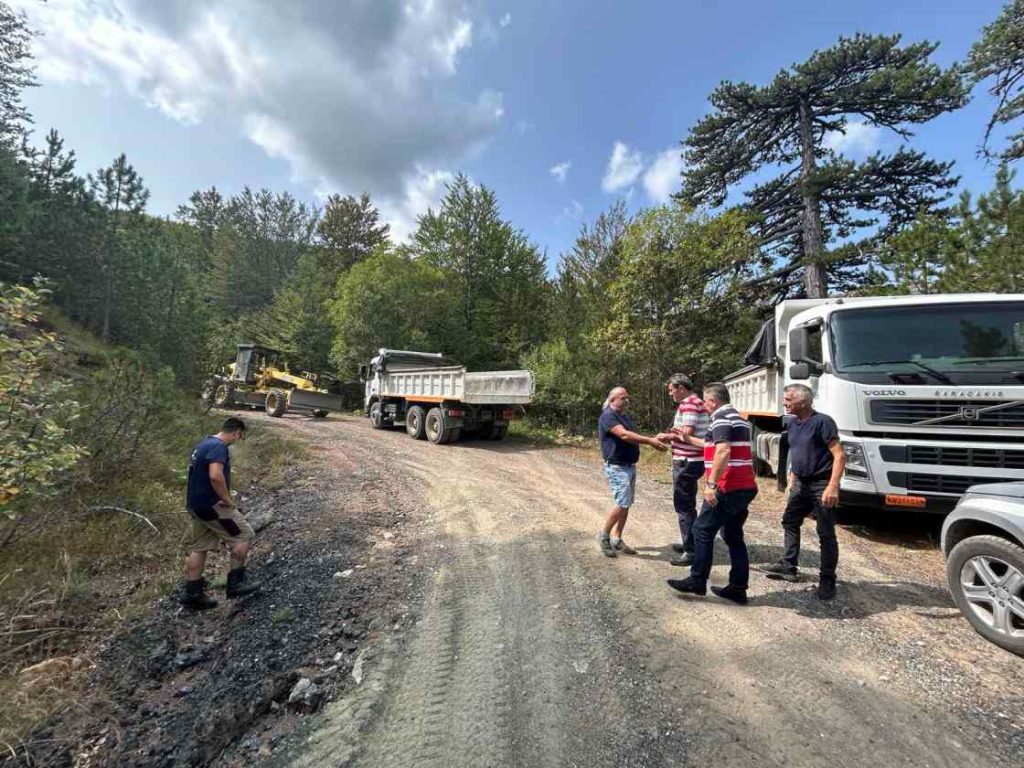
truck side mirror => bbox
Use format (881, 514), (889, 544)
(789, 327), (809, 362)
(789, 362), (811, 380)
(358, 365), (368, 382)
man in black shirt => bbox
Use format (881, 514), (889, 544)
(597, 387), (668, 557)
(762, 384), (847, 599)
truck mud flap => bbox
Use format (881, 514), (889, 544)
(287, 389), (345, 413)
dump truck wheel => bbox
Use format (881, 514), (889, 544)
(214, 384), (234, 408)
(312, 409), (329, 418)
(425, 407), (448, 444)
(266, 389), (287, 417)
(406, 405), (427, 440)
(369, 401), (385, 429)
(488, 424), (508, 441)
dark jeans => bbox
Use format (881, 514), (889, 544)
(672, 460), (704, 552)
(690, 487), (758, 590)
(782, 478), (838, 579)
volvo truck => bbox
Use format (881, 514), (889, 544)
(726, 294), (1024, 513)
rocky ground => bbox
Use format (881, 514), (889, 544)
(9, 412), (1024, 767)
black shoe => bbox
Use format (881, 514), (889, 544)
(670, 551), (694, 567)
(760, 562), (799, 582)
(671, 542), (687, 553)
(817, 577), (836, 601)
(226, 567), (261, 599)
(181, 579), (218, 610)
(711, 584), (748, 605)
(667, 577), (707, 596)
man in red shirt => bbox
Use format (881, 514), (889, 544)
(667, 382), (758, 604)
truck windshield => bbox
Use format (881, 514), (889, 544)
(831, 302), (1024, 373)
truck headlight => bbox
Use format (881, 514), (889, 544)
(842, 442), (870, 480)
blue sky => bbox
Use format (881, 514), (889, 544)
(14, 0), (1013, 270)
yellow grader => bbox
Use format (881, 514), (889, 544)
(201, 343), (343, 418)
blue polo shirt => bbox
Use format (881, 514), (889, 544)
(599, 407), (641, 466)
(786, 412), (839, 480)
(186, 436), (230, 511)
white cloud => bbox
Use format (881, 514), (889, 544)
(499, 13), (512, 28)
(12, 0), (502, 233)
(601, 141), (645, 193)
(642, 148), (684, 204)
(563, 199), (583, 220)
(379, 167), (456, 242)
(550, 160), (570, 184)
(824, 120), (882, 157)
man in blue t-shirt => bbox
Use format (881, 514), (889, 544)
(182, 417), (261, 609)
(761, 384), (847, 600)
(597, 387), (668, 558)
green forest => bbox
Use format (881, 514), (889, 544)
(4, 1), (1024, 532)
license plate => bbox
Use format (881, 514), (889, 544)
(885, 494), (926, 509)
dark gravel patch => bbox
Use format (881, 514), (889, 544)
(7, 455), (430, 767)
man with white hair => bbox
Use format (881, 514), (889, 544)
(597, 387), (668, 557)
(761, 383), (847, 600)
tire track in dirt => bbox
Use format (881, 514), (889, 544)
(280, 415), (1023, 768)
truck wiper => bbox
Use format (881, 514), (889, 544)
(848, 359), (954, 384)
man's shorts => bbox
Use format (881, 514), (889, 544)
(604, 463), (637, 508)
(187, 504), (255, 552)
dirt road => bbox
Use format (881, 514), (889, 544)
(276, 414), (1024, 768)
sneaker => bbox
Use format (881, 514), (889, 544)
(612, 539), (637, 555)
(711, 584), (748, 605)
(760, 562), (799, 582)
(667, 577), (707, 596)
(670, 542), (687, 553)
(670, 551), (694, 567)
(598, 535), (617, 558)
(817, 577), (837, 601)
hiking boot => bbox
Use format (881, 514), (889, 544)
(667, 577), (707, 596)
(671, 542), (687, 553)
(670, 551), (694, 567)
(817, 577), (837, 601)
(598, 535), (617, 558)
(226, 567), (261, 599)
(612, 539), (637, 555)
(711, 584), (748, 605)
(181, 579), (218, 610)
(760, 561), (799, 582)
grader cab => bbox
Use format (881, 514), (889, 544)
(201, 343), (344, 418)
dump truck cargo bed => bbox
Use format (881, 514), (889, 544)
(381, 366), (534, 405)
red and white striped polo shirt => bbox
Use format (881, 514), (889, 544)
(703, 404), (757, 491)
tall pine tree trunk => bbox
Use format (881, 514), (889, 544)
(798, 99), (828, 298)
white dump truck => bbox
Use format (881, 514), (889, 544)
(360, 349), (535, 444)
(726, 294), (1024, 513)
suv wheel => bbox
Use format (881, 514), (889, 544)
(946, 534), (1024, 657)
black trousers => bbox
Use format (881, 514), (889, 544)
(672, 460), (704, 552)
(782, 477), (838, 579)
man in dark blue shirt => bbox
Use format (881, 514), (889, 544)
(182, 417), (260, 609)
(597, 387), (668, 557)
(761, 384), (847, 599)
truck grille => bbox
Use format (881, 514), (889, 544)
(887, 471), (1009, 496)
(879, 445), (1024, 469)
(869, 399), (1024, 428)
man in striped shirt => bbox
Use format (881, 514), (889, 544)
(656, 374), (708, 566)
(667, 382), (758, 605)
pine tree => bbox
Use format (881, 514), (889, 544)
(680, 34), (966, 297)
(967, 0), (1024, 161)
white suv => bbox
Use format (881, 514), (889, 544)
(942, 483), (1024, 657)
